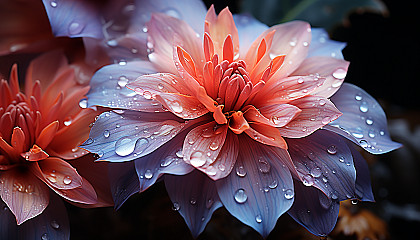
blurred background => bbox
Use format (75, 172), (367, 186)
(1, 0), (419, 239)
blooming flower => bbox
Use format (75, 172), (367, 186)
(71, 0), (401, 237)
(0, 51), (111, 239)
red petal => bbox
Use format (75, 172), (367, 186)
(36, 157), (83, 190)
(244, 104), (301, 127)
(35, 120), (59, 149)
(11, 127), (26, 154)
(229, 111), (250, 134)
(21, 144), (49, 162)
(245, 123), (288, 149)
(0, 168), (49, 225)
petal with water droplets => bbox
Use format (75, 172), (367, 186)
(307, 28), (346, 60)
(349, 143), (375, 202)
(36, 157), (82, 190)
(165, 170), (222, 238)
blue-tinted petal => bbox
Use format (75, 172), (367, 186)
(1, 192), (70, 239)
(308, 28), (346, 59)
(108, 161), (139, 210)
(288, 180), (340, 237)
(165, 170), (222, 238)
(130, 0), (207, 36)
(287, 129), (357, 201)
(81, 110), (186, 162)
(87, 61), (164, 111)
(42, 0), (103, 39)
(233, 14), (268, 58)
(349, 143), (375, 202)
(216, 136), (294, 237)
(329, 83), (402, 154)
(135, 131), (194, 192)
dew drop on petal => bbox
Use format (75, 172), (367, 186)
(160, 157), (175, 167)
(319, 99), (326, 106)
(63, 176), (72, 185)
(103, 130), (110, 138)
(359, 140), (369, 148)
(117, 76), (129, 87)
(359, 102), (369, 113)
(327, 145), (337, 155)
(236, 165), (246, 177)
(269, 180), (278, 189)
(50, 1), (57, 8)
(366, 117), (374, 125)
(115, 137), (136, 156)
(144, 170), (153, 179)
(255, 214), (262, 223)
(209, 141), (219, 151)
(284, 189), (294, 199)
(190, 151), (206, 167)
(79, 98), (88, 108)
(311, 167), (322, 177)
(302, 174), (314, 186)
(172, 202), (180, 211)
(170, 101), (183, 113)
(321, 116), (331, 124)
(41, 233), (49, 240)
(234, 188), (248, 204)
(50, 220), (60, 229)
(332, 68), (347, 79)
(68, 21), (84, 35)
(258, 159), (270, 173)
(355, 93), (363, 101)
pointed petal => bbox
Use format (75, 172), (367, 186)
(292, 56), (350, 98)
(183, 122), (228, 175)
(126, 73), (192, 96)
(146, 13), (203, 74)
(216, 136), (294, 237)
(135, 130), (194, 192)
(42, 0), (103, 38)
(10, 127), (26, 154)
(245, 123), (287, 149)
(288, 180), (340, 236)
(349, 144), (375, 202)
(287, 130), (357, 201)
(0, 169), (49, 225)
(108, 161), (139, 210)
(21, 145), (49, 162)
(329, 83), (402, 154)
(165, 170), (222, 238)
(154, 93), (208, 119)
(279, 96), (342, 138)
(229, 111), (249, 134)
(244, 104), (301, 128)
(233, 14), (268, 59)
(36, 121), (59, 150)
(37, 157), (83, 190)
(16, 192), (70, 239)
(81, 110), (186, 162)
(87, 61), (161, 111)
(307, 28), (346, 60)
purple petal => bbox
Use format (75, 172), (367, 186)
(329, 83), (402, 154)
(87, 61), (164, 112)
(135, 131), (194, 192)
(308, 28), (346, 59)
(108, 161), (139, 210)
(81, 110), (186, 162)
(216, 136), (294, 237)
(233, 14), (268, 58)
(349, 143), (375, 202)
(288, 181), (340, 237)
(287, 129), (357, 201)
(130, 0), (207, 37)
(42, 0), (103, 38)
(0, 192), (69, 239)
(165, 170), (222, 237)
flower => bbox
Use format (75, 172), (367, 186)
(0, 51), (111, 238)
(78, 0), (401, 237)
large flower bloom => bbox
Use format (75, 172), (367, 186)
(72, 0), (401, 237)
(0, 51), (111, 239)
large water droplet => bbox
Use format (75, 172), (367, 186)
(332, 68), (347, 79)
(234, 188), (248, 204)
(115, 137), (136, 156)
(327, 145), (337, 155)
(63, 176), (72, 185)
(144, 170), (153, 179)
(79, 98), (88, 108)
(284, 189), (294, 199)
(117, 76), (129, 87)
(359, 102), (369, 113)
(68, 21), (84, 35)
(170, 101), (183, 113)
(190, 151), (206, 167)
(311, 167), (322, 178)
(209, 141), (219, 151)
(269, 180), (278, 189)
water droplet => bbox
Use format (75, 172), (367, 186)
(209, 141), (219, 151)
(63, 176), (72, 185)
(160, 157), (175, 167)
(63, 118), (72, 126)
(355, 93), (363, 101)
(144, 170), (153, 179)
(170, 101), (183, 113)
(339, 156), (345, 163)
(106, 39), (118, 47)
(366, 117), (374, 125)
(115, 137), (136, 156)
(359, 102), (369, 113)
(175, 149), (184, 158)
(117, 76), (129, 87)
(284, 189), (294, 199)
(190, 151), (206, 167)
(103, 130), (110, 138)
(302, 174), (314, 186)
(79, 98), (88, 108)
(236, 165), (246, 177)
(289, 37), (297, 46)
(190, 197), (197, 205)
(118, 60), (127, 66)
(218, 164), (226, 171)
(359, 140), (368, 148)
(302, 41), (309, 47)
(50, 1), (57, 8)
(319, 99), (326, 106)
(142, 26), (148, 33)
(352, 131), (364, 139)
(157, 83), (164, 90)
(41, 233), (49, 240)
(368, 130), (376, 138)
(234, 188), (248, 204)
(255, 214), (262, 223)
(311, 167), (322, 178)
(258, 159), (270, 174)
(162, 7), (182, 19)
(297, 78), (304, 84)
(379, 130), (385, 136)
(321, 116), (331, 124)
(269, 180), (278, 189)
(332, 68), (347, 79)
(327, 145), (337, 154)
(172, 202), (180, 211)
(50, 220), (60, 229)
(68, 21), (84, 35)
(206, 198), (214, 208)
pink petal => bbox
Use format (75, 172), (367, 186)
(0, 168), (49, 225)
(292, 56), (350, 98)
(36, 157), (83, 190)
(146, 13), (203, 74)
(53, 176), (97, 205)
(252, 75), (325, 106)
(245, 123), (287, 149)
(183, 122), (228, 177)
(244, 104), (301, 128)
(279, 96), (342, 138)
(155, 93), (208, 119)
(126, 73), (192, 97)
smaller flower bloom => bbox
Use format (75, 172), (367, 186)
(0, 51), (109, 238)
